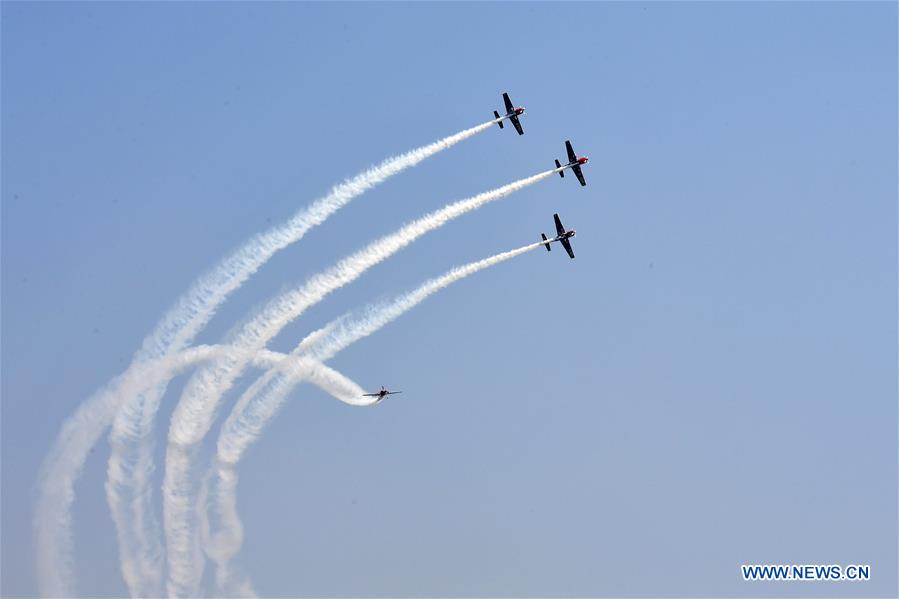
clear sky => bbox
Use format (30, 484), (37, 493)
(2, 2), (896, 597)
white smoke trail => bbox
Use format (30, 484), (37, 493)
(204, 240), (547, 593)
(34, 346), (365, 598)
(162, 170), (557, 596)
(37, 120), (494, 598)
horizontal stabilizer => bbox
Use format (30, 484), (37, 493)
(541, 233), (551, 251)
(555, 159), (564, 177)
(494, 111), (503, 128)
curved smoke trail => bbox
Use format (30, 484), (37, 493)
(161, 170), (557, 595)
(204, 240), (547, 594)
(34, 345), (366, 598)
(37, 119), (494, 598)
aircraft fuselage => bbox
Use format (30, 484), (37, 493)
(552, 230), (576, 242)
(560, 156), (589, 171)
(498, 107), (525, 122)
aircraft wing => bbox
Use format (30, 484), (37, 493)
(362, 393), (379, 397)
(554, 213), (566, 236)
(571, 164), (587, 186)
(510, 115), (524, 135)
(503, 92), (514, 114)
(388, 391), (402, 395)
(560, 237), (575, 259)
(566, 140), (578, 163)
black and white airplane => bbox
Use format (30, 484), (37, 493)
(493, 92), (525, 135)
(541, 213), (577, 259)
(554, 140), (589, 186)
(362, 386), (402, 403)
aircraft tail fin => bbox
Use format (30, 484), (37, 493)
(494, 111), (503, 128)
(541, 233), (551, 251)
(555, 159), (564, 177)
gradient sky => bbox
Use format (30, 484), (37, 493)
(2, 2), (896, 597)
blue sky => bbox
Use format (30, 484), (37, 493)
(2, 2), (896, 597)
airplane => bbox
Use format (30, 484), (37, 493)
(553, 140), (589, 186)
(362, 386), (402, 403)
(541, 213), (576, 259)
(493, 92), (525, 135)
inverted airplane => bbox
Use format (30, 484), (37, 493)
(541, 213), (577, 259)
(362, 386), (402, 403)
(554, 140), (589, 186)
(493, 92), (525, 135)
